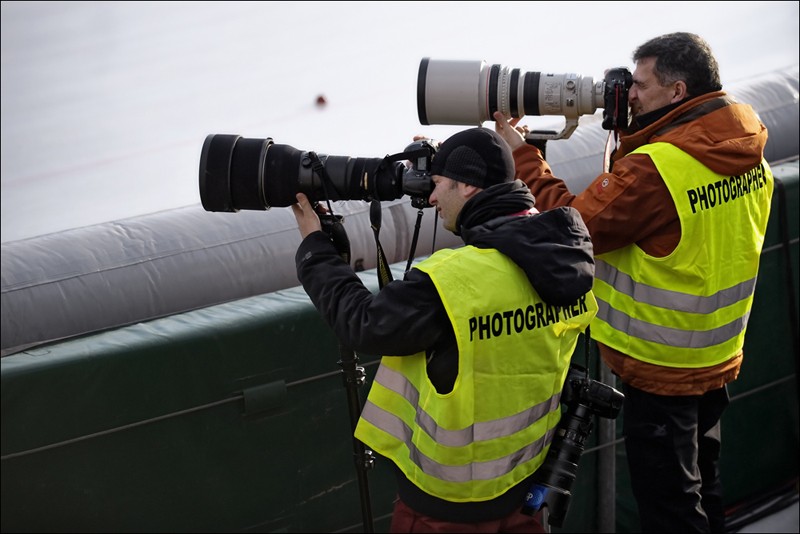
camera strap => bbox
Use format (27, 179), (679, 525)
(603, 131), (621, 173)
(583, 325), (592, 371)
(370, 199), (394, 289)
(307, 152), (351, 263)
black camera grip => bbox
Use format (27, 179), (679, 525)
(320, 214), (350, 264)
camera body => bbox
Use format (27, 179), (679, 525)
(522, 364), (624, 527)
(199, 135), (437, 213)
(417, 58), (632, 140)
(397, 139), (438, 209)
(602, 67), (633, 131)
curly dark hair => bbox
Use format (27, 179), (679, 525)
(633, 32), (722, 97)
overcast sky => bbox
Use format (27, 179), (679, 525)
(2, 1), (798, 242)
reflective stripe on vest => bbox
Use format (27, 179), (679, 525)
(354, 246), (597, 502)
(592, 142), (773, 367)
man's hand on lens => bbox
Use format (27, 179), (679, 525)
(493, 111), (528, 151)
(291, 193), (323, 239)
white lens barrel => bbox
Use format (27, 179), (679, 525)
(418, 58), (491, 125)
(536, 73), (604, 119)
(418, 58), (604, 126)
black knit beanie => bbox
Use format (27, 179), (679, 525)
(430, 127), (515, 188)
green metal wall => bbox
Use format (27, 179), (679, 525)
(2, 161), (798, 533)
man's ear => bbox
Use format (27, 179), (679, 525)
(460, 183), (481, 198)
(671, 80), (688, 103)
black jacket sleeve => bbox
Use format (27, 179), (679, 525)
(295, 231), (451, 356)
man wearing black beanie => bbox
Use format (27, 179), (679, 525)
(292, 127), (597, 532)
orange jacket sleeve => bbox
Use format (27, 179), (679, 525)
(512, 144), (679, 257)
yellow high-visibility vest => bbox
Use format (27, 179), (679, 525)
(354, 246), (597, 502)
(592, 142), (773, 367)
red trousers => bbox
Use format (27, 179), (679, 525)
(389, 497), (550, 533)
